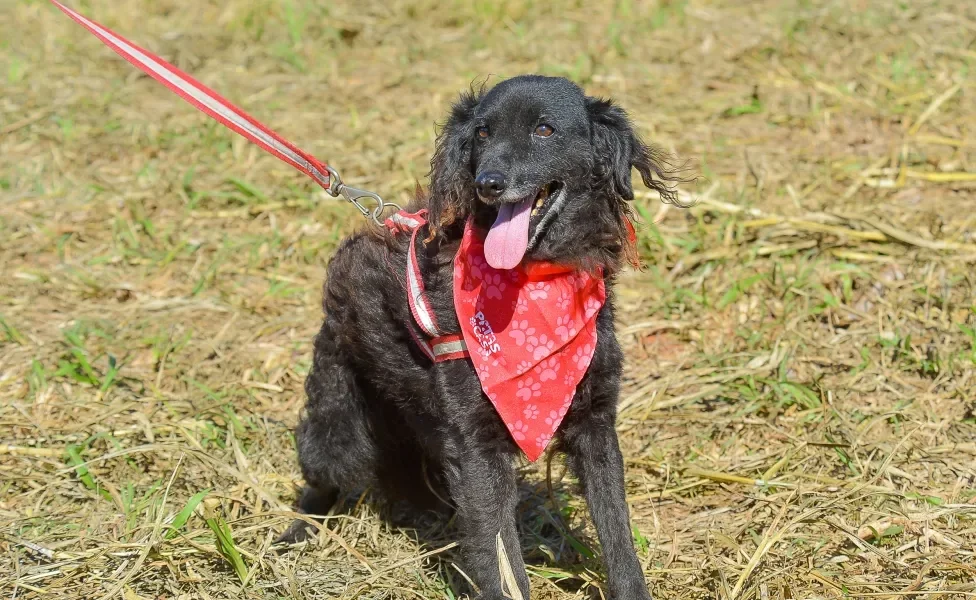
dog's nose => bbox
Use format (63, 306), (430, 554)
(475, 171), (507, 199)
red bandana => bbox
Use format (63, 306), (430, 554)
(453, 220), (606, 461)
(386, 211), (606, 461)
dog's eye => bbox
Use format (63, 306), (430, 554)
(534, 124), (554, 137)
(476, 126), (490, 139)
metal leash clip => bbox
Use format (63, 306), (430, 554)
(325, 166), (400, 225)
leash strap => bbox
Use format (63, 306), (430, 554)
(49, 1), (393, 221)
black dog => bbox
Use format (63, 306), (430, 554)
(280, 75), (683, 599)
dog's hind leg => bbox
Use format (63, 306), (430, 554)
(276, 328), (379, 544)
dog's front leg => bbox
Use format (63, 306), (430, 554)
(437, 372), (530, 599)
(562, 416), (651, 600)
(445, 445), (528, 599)
(443, 439), (529, 599)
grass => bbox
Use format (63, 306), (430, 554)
(2, 0), (976, 598)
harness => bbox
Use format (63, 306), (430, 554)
(385, 210), (470, 363)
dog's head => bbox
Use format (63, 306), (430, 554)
(427, 75), (684, 272)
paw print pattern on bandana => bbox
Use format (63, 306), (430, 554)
(544, 403), (571, 427)
(584, 297), (602, 320)
(555, 315), (578, 342)
(508, 420), (529, 441)
(484, 273), (507, 300)
(516, 377), (542, 401)
(525, 333), (555, 361)
(573, 343), (594, 369)
(556, 290), (571, 311)
(469, 254), (488, 281)
(454, 220), (606, 462)
(508, 320), (536, 346)
(527, 282), (550, 300)
(536, 357), (561, 382)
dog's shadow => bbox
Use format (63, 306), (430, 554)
(281, 474), (604, 598)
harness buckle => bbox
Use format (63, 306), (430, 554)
(325, 166), (400, 224)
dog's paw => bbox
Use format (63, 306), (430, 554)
(272, 518), (316, 546)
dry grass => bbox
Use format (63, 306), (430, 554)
(2, 0), (976, 598)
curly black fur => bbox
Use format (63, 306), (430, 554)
(279, 75), (683, 600)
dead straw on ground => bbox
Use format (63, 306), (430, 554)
(2, 0), (975, 599)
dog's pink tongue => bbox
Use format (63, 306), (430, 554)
(484, 197), (533, 270)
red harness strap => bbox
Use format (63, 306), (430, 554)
(386, 210), (470, 363)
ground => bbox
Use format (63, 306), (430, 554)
(2, 0), (976, 599)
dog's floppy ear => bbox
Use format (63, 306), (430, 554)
(586, 96), (681, 204)
(427, 90), (480, 238)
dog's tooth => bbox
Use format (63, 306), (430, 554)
(531, 208), (539, 216)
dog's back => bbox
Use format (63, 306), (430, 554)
(296, 228), (444, 509)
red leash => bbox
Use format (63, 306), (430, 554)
(49, 0), (394, 222)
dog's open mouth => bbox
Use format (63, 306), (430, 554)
(529, 182), (559, 218)
(484, 182), (561, 270)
